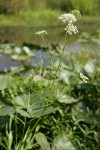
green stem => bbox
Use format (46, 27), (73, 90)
(51, 32), (67, 91)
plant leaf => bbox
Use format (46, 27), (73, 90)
(35, 132), (51, 150)
(0, 75), (13, 90)
(0, 105), (15, 116)
(11, 54), (29, 61)
(58, 94), (78, 104)
(30, 105), (58, 117)
(52, 135), (76, 150)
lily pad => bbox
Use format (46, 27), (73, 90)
(23, 46), (35, 57)
(11, 54), (29, 61)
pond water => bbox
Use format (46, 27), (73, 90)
(0, 25), (100, 70)
(0, 24), (99, 45)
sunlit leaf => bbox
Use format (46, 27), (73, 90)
(0, 75), (13, 90)
(31, 105), (58, 117)
(84, 61), (95, 73)
(52, 135), (76, 150)
(14, 47), (21, 54)
(13, 94), (29, 108)
(16, 108), (31, 118)
(0, 105), (15, 116)
(23, 46), (35, 57)
(11, 54), (29, 61)
(1, 44), (12, 54)
(59, 70), (70, 84)
(35, 132), (50, 150)
(58, 94), (78, 104)
(12, 93), (58, 118)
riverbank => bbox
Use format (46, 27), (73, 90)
(0, 9), (100, 27)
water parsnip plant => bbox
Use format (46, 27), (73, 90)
(0, 10), (100, 150)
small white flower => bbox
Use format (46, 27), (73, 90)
(35, 30), (48, 35)
(65, 24), (78, 35)
(59, 10), (81, 35)
(71, 10), (81, 17)
(80, 72), (89, 83)
(59, 13), (77, 23)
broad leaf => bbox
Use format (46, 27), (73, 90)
(58, 94), (78, 104)
(0, 105), (15, 116)
(13, 93), (58, 118)
(11, 54), (29, 61)
(52, 135), (76, 150)
(13, 94), (30, 108)
(84, 61), (95, 73)
(30, 105), (58, 117)
(23, 46), (35, 57)
(0, 75), (13, 90)
(35, 132), (50, 150)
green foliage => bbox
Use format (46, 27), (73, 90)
(0, 8), (100, 150)
(46, 0), (73, 12)
(0, 57), (100, 149)
(0, 0), (100, 27)
(71, 0), (100, 15)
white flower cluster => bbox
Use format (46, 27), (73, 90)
(71, 10), (81, 17)
(80, 72), (89, 83)
(59, 11), (80, 35)
(65, 23), (78, 35)
(35, 30), (48, 35)
(59, 13), (76, 24)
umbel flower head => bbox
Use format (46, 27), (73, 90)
(35, 30), (48, 35)
(59, 13), (77, 24)
(35, 30), (48, 41)
(80, 72), (89, 83)
(59, 10), (81, 35)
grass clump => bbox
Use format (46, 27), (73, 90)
(0, 9), (62, 27)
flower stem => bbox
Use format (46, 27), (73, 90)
(51, 32), (67, 93)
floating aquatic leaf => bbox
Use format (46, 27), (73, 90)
(11, 54), (29, 61)
(23, 46), (35, 57)
(14, 47), (21, 54)
(1, 44), (12, 54)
